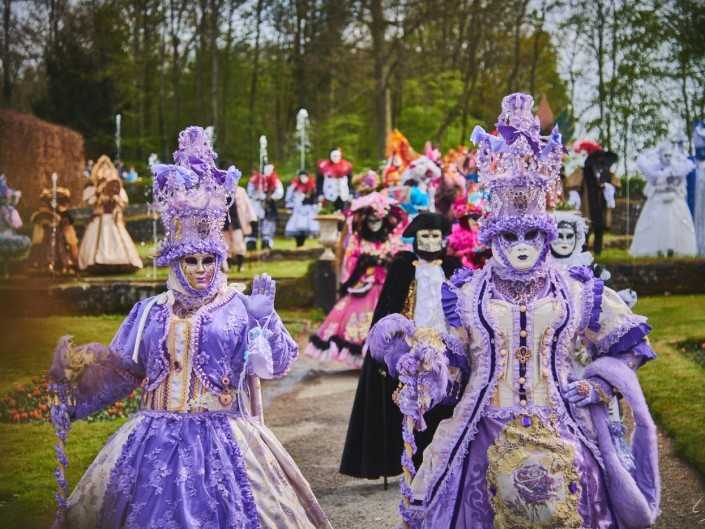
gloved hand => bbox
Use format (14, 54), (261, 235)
(396, 384), (419, 417)
(568, 190), (581, 210)
(563, 376), (610, 407)
(243, 273), (276, 320)
(603, 183), (616, 208)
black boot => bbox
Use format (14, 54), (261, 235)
(246, 240), (256, 251)
(236, 254), (244, 272)
(261, 239), (271, 250)
(295, 235), (306, 247)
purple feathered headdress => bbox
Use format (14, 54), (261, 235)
(470, 93), (564, 246)
(151, 126), (241, 266)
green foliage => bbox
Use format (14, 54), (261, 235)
(5, 0), (571, 174)
(618, 175), (646, 199)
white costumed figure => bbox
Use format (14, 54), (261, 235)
(630, 142), (696, 256)
(551, 210), (637, 307)
(693, 120), (705, 256)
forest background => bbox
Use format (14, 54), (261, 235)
(1, 0), (704, 178)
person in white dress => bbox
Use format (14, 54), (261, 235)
(693, 120), (705, 256)
(629, 142), (696, 257)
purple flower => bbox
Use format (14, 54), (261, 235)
(513, 464), (560, 504)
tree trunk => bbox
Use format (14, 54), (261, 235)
(247, 0), (263, 170)
(209, 0), (221, 136)
(220, 0), (237, 148)
(370, 0), (390, 161)
(506, 0), (529, 94)
(595, 2), (606, 146)
(681, 56), (692, 146)
(2, 0), (11, 106)
(133, 0), (145, 161)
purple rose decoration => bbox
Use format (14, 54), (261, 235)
(513, 464), (560, 504)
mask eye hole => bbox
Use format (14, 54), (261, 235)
(524, 230), (539, 241)
(566, 233), (574, 240)
(501, 232), (519, 243)
(203, 257), (215, 265)
(184, 257), (197, 265)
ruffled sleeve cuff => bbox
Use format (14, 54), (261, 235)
(570, 265), (604, 333)
(441, 283), (462, 328)
(591, 320), (656, 368)
(441, 267), (474, 328)
(587, 277), (604, 333)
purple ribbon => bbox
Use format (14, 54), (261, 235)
(224, 166), (241, 192)
(151, 163), (198, 189)
(187, 155), (209, 177)
(496, 125), (542, 156)
(540, 125), (568, 160)
(470, 125), (508, 153)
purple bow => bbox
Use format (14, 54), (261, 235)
(224, 166), (241, 192)
(496, 125), (541, 156)
(540, 125), (568, 160)
(470, 125), (508, 153)
(151, 163), (197, 189)
(188, 155), (209, 177)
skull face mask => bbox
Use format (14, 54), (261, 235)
(492, 227), (546, 272)
(550, 222), (578, 258)
(179, 252), (217, 290)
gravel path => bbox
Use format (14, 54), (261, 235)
(262, 340), (705, 528)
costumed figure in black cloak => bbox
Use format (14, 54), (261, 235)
(339, 212), (464, 482)
(28, 187), (79, 273)
(566, 146), (620, 255)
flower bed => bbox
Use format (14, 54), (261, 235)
(0, 375), (142, 424)
(675, 339), (705, 368)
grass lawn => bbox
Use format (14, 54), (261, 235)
(630, 295), (705, 476)
(0, 297), (703, 527)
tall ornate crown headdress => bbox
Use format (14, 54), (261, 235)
(470, 93), (565, 245)
(151, 126), (241, 266)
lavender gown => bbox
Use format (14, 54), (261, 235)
(60, 285), (331, 529)
(402, 262), (660, 528)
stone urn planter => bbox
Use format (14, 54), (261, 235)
(314, 214), (344, 261)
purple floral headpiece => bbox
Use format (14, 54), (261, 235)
(470, 93), (565, 246)
(151, 126), (241, 266)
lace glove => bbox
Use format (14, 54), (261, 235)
(394, 384), (419, 417)
(563, 376), (612, 407)
(603, 182), (616, 208)
(243, 273), (276, 320)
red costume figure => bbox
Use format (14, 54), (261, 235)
(246, 163), (284, 250)
(317, 148), (353, 211)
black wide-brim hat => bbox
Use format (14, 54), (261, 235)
(586, 150), (618, 169)
(402, 212), (452, 238)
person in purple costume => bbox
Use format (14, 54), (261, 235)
(369, 94), (660, 528)
(48, 126), (331, 529)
